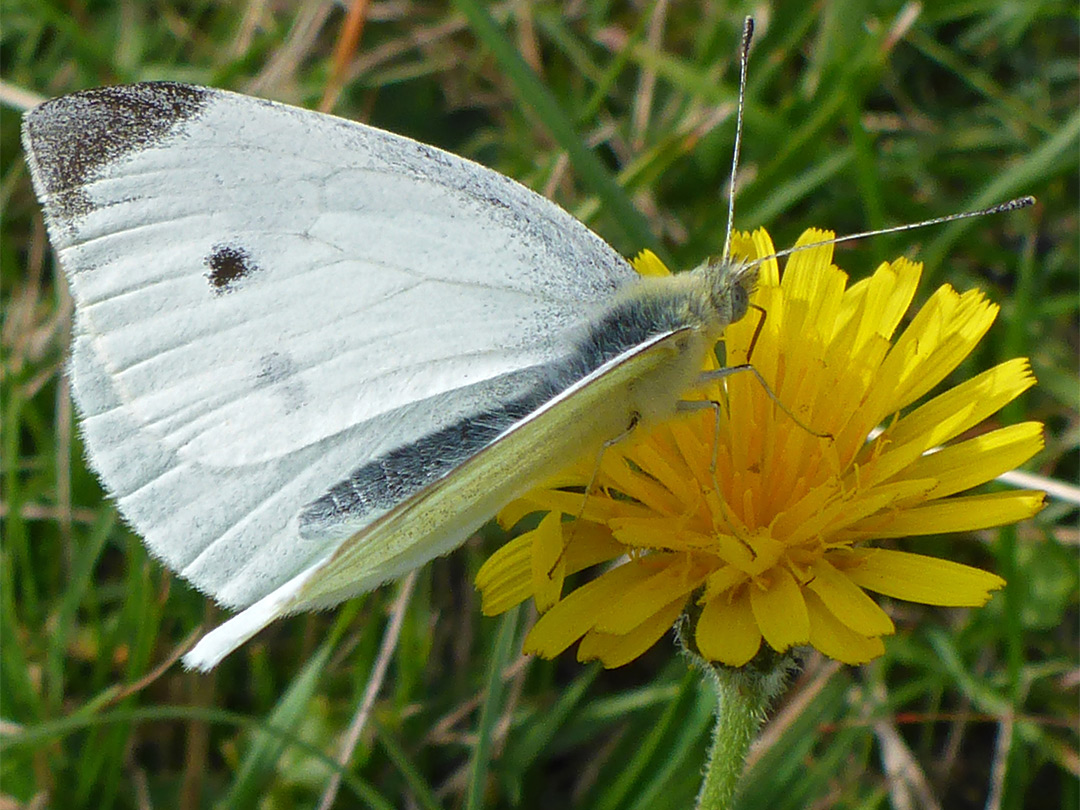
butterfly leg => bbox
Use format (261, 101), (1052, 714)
(675, 398), (753, 550)
(545, 413), (641, 579)
(697, 364), (831, 439)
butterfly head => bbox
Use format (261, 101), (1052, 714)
(691, 256), (759, 333)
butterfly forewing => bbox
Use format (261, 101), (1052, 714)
(23, 82), (637, 609)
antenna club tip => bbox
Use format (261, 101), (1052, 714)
(990, 196), (1037, 214)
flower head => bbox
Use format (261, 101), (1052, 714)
(476, 229), (1045, 667)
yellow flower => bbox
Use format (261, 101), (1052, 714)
(475, 228), (1046, 667)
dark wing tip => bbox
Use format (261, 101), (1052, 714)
(22, 82), (211, 220)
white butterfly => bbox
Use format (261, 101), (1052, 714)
(22, 80), (759, 670)
(22, 21), (1030, 671)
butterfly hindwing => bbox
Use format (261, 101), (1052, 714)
(184, 328), (692, 669)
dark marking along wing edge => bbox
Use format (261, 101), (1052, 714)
(21, 83), (212, 227)
(183, 328), (694, 669)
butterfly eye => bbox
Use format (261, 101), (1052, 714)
(730, 281), (750, 323)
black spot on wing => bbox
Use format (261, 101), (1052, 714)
(22, 82), (209, 223)
(206, 242), (260, 294)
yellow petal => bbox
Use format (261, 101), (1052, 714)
(608, 518), (700, 550)
(594, 560), (708, 634)
(807, 558), (895, 636)
(856, 420), (969, 490)
(887, 358), (1036, 450)
(843, 548), (1005, 606)
(750, 567), (810, 652)
(727, 228), (762, 264)
(837, 257), (919, 359)
(702, 564), (748, 601)
(595, 452), (683, 515)
(828, 333), (895, 457)
(696, 589), (762, 666)
(804, 479), (936, 542)
(885, 286), (997, 410)
(781, 230), (843, 340)
(740, 228), (780, 283)
(784, 229), (834, 276)
(631, 249), (671, 277)
(624, 440), (698, 507)
(531, 511), (566, 612)
(864, 490), (1046, 537)
(611, 519), (751, 565)
(523, 561), (657, 658)
(805, 590), (885, 664)
(562, 522), (628, 572)
(899, 422), (1044, 499)
(497, 498), (543, 530)
(477, 533), (533, 615)
(838, 287), (998, 447)
(500, 487), (648, 526)
(476, 518), (649, 616)
(577, 595), (687, 667)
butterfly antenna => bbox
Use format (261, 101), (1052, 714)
(751, 196), (1036, 267)
(722, 16), (754, 263)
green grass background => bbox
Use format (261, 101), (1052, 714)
(2, 1), (1077, 808)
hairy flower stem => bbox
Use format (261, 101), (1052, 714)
(692, 649), (795, 810)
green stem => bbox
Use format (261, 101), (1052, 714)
(694, 654), (795, 810)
